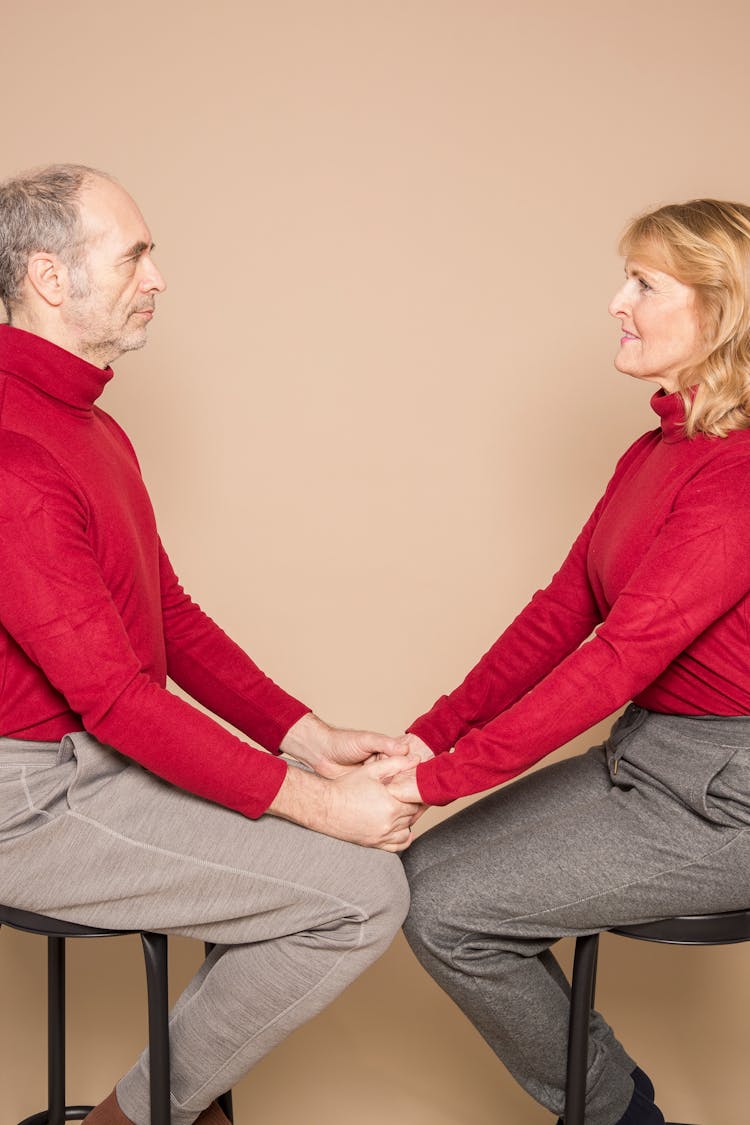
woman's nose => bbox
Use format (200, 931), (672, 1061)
(608, 282), (630, 319)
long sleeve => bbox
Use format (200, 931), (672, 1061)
(159, 543), (310, 750)
(0, 446), (290, 818)
(416, 444), (750, 805)
(408, 436), (653, 753)
(408, 501), (604, 753)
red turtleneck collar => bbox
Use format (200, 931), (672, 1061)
(650, 388), (689, 444)
(0, 324), (113, 413)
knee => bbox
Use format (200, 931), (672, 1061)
(378, 853), (411, 936)
(401, 865), (455, 967)
(359, 851), (410, 954)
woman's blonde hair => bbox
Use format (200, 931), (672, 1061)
(620, 198), (750, 437)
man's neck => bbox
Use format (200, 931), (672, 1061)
(10, 309), (109, 369)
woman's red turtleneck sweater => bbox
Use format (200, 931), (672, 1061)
(411, 389), (750, 805)
(0, 325), (309, 818)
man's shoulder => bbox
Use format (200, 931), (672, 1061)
(0, 427), (79, 501)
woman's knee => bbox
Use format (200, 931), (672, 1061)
(401, 861), (459, 967)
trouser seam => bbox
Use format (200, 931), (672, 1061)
(490, 827), (747, 929)
(21, 764), (53, 821)
(171, 921), (366, 1111)
(66, 808), (369, 921)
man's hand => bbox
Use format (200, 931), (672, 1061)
(280, 712), (408, 779)
(268, 756), (422, 851)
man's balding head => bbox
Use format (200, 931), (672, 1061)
(0, 164), (113, 321)
(0, 165), (165, 367)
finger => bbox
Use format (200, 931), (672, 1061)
(357, 732), (408, 757)
(365, 756), (410, 782)
(388, 795), (422, 815)
(380, 829), (413, 853)
(386, 782), (421, 805)
(381, 755), (418, 778)
(393, 829), (414, 852)
(396, 801), (423, 817)
(391, 819), (420, 837)
(379, 742), (409, 757)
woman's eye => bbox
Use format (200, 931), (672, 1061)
(638, 277), (652, 292)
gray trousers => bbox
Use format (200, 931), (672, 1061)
(402, 705), (750, 1125)
(0, 732), (409, 1125)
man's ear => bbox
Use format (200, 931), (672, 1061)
(26, 252), (68, 307)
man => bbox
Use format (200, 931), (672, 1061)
(0, 164), (417, 1125)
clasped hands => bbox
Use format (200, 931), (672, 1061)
(279, 714), (433, 850)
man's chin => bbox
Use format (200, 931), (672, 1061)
(92, 331), (149, 368)
(118, 328), (150, 356)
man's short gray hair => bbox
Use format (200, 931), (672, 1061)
(0, 163), (112, 320)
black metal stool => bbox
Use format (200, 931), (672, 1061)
(1, 904), (234, 1124)
(564, 908), (750, 1125)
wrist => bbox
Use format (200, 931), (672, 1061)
(268, 763), (332, 830)
(279, 713), (333, 771)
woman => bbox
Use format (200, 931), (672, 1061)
(387, 199), (750, 1125)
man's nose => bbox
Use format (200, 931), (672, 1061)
(141, 256), (167, 293)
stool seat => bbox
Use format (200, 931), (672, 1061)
(565, 909), (750, 1125)
(0, 903), (139, 939)
(611, 908), (750, 945)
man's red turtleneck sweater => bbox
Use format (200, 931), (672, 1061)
(0, 325), (309, 817)
(411, 389), (750, 806)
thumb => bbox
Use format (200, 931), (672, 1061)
(364, 756), (407, 782)
(357, 732), (408, 757)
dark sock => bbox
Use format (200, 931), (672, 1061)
(615, 1087), (665, 1124)
(556, 1066), (659, 1124)
(631, 1065), (655, 1103)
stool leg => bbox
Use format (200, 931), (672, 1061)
(203, 943), (234, 1124)
(48, 935), (66, 1125)
(565, 933), (600, 1125)
(141, 933), (171, 1125)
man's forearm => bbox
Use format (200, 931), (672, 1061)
(267, 760), (330, 828)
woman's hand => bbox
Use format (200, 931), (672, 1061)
(385, 765), (422, 805)
(376, 734), (432, 806)
(393, 732), (435, 769)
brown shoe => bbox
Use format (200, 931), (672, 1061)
(194, 1103), (232, 1125)
(85, 1089), (135, 1123)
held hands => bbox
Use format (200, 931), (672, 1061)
(326, 757), (423, 851)
(274, 716), (434, 851)
(384, 767), (421, 804)
(269, 755), (423, 852)
(380, 733), (435, 804)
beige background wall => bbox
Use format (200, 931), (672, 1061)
(2, 2), (749, 1122)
